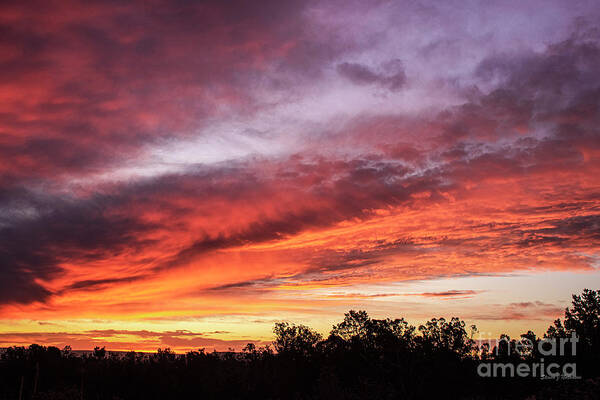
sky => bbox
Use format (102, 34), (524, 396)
(0, 0), (599, 352)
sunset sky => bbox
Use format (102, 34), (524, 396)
(1, 0), (599, 352)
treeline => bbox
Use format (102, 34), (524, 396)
(1, 289), (599, 399)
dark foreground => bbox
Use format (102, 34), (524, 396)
(1, 289), (599, 399)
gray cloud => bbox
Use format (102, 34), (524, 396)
(337, 59), (406, 90)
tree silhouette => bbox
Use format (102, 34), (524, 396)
(273, 322), (322, 357)
(93, 346), (106, 359)
(546, 289), (600, 376)
(564, 289), (600, 348)
(418, 317), (476, 357)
